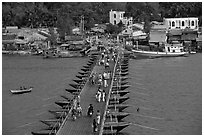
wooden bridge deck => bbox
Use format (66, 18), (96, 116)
(57, 55), (115, 135)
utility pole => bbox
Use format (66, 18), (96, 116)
(80, 15), (84, 35)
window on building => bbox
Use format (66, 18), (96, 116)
(114, 20), (117, 25)
(114, 14), (116, 18)
(169, 21), (171, 26)
(191, 20), (194, 26)
(121, 13), (123, 18)
(182, 21), (185, 26)
(172, 21), (175, 27)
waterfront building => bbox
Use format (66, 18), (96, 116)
(164, 17), (199, 31)
(109, 9), (133, 28)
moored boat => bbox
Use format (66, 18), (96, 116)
(106, 112), (130, 121)
(108, 104), (129, 111)
(103, 122), (129, 133)
(132, 42), (189, 58)
(109, 96), (129, 104)
(10, 87), (33, 94)
(111, 90), (130, 96)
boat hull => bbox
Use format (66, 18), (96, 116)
(10, 88), (32, 94)
(132, 49), (188, 58)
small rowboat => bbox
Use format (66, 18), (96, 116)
(111, 90), (129, 96)
(40, 119), (62, 126)
(112, 85), (130, 90)
(103, 122), (129, 133)
(87, 62), (93, 66)
(48, 110), (68, 118)
(88, 60), (94, 63)
(106, 112), (130, 121)
(109, 96), (129, 104)
(120, 81), (129, 85)
(113, 76), (128, 81)
(55, 100), (71, 108)
(81, 68), (90, 72)
(121, 66), (128, 69)
(10, 87), (33, 94)
(69, 83), (83, 89)
(121, 69), (128, 72)
(76, 75), (87, 79)
(60, 95), (72, 101)
(108, 104), (129, 112)
(31, 131), (55, 135)
(65, 89), (80, 94)
(83, 65), (91, 69)
(73, 79), (85, 85)
(78, 71), (89, 75)
(120, 72), (128, 76)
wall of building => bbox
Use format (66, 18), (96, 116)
(165, 17), (199, 30)
(109, 10), (133, 27)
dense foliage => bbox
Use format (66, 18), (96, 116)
(2, 2), (202, 32)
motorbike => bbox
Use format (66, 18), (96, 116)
(87, 108), (93, 117)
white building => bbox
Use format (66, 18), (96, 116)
(164, 17), (199, 30)
(109, 10), (133, 27)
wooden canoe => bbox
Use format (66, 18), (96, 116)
(10, 87), (32, 94)
(106, 112), (130, 121)
(31, 131), (55, 135)
(73, 79), (84, 84)
(108, 104), (129, 112)
(103, 122), (129, 133)
(55, 100), (71, 108)
(109, 96), (129, 104)
(65, 89), (79, 93)
(112, 85), (130, 90)
(60, 95), (72, 101)
(69, 83), (82, 89)
(111, 90), (129, 96)
(40, 119), (62, 126)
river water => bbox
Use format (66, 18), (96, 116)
(2, 53), (202, 135)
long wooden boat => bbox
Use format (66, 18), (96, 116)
(106, 112), (130, 121)
(112, 85), (130, 90)
(108, 104), (129, 112)
(60, 95), (72, 101)
(81, 68), (90, 72)
(31, 131), (55, 135)
(132, 49), (188, 58)
(111, 90), (129, 96)
(48, 110), (68, 117)
(120, 81), (129, 85)
(40, 119), (62, 126)
(87, 62), (93, 66)
(121, 66), (128, 69)
(10, 87), (33, 94)
(78, 71), (89, 75)
(121, 69), (128, 72)
(120, 72), (129, 76)
(109, 96), (129, 104)
(113, 76), (128, 82)
(55, 100), (71, 108)
(65, 88), (79, 93)
(103, 122), (129, 133)
(76, 75), (87, 79)
(69, 83), (83, 89)
(83, 65), (91, 69)
(73, 79), (84, 84)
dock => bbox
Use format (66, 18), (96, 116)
(31, 44), (131, 135)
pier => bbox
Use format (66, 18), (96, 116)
(31, 43), (131, 135)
